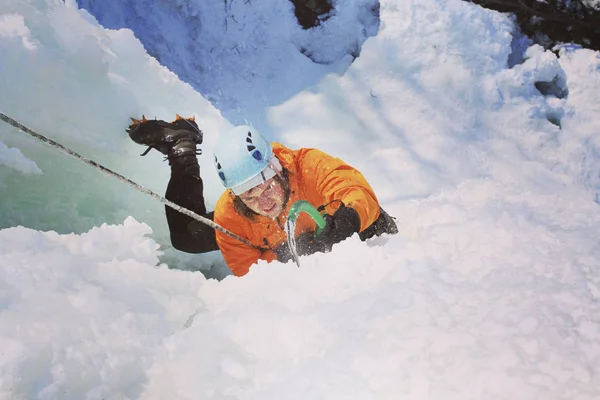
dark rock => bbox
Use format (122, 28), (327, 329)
(464, 0), (600, 52)
(290, 0), (334, 29)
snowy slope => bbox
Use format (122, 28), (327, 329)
(76, 0), (380, 127)
(1, 0), (600, 398)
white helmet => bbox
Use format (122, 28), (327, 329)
(213, 125), (282, 195)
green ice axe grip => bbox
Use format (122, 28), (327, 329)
(287, 200), (327, 236)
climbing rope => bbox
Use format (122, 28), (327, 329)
(0, 112), (257, 248)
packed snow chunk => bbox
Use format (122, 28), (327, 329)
(0, 13), (38, 51)
(0, 218), (206, 399)
(0, 141), (42, 174)
(292, 0), (381, 64)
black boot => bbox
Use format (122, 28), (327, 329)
(126, 116), (203, 162)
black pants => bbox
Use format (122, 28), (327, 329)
(165, 156), (219, 253)
(164, 156), (398, 254)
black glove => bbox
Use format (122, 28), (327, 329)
(273, 241), (293, 262)
(298, 204), (361, 255)
(272, 231), (314, 262)
(273, 204), (361, 260)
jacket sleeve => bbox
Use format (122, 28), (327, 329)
(213, 200), (278, 276)
(213, 213), (258, 276)
(296, 148), (381, 231)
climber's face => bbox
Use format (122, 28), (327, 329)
(239, 176), (286, 219)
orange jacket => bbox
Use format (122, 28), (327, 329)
(213, 143), (381, 276)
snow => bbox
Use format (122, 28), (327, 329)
(0, 141), (41, 175)
(1, 0), (600, 398)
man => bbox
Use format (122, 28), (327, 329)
(127, 116), (397, 276)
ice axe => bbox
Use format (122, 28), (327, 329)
(285, 200), (327, 267)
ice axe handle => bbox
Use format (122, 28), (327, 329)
(287, 200), (327, 236)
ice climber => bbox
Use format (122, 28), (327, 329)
(127, 116), (398, 276)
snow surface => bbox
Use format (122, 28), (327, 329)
(1, 0), (600, 398)
(75, 0), (380, 128)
